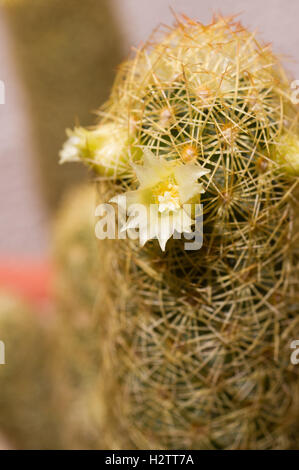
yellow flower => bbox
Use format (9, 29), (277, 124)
(110, 150), (210, 251)
(60, 124), (140, 177)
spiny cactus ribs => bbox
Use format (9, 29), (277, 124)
(62, 15), (299, 449)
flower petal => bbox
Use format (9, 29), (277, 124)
(175, 164), (210, 203)
(132, 149), (175, 188)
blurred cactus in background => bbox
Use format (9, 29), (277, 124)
(65, 15), (299, 449)
(54, 184), (99, 313)
(52, 185), (103, 449)
(3, 0), (124, 211)
(0, 0), (123, 445)
(0, 186), (103, 449)
(0, 293), (61, 449)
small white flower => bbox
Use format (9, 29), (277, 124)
(110, 150), (210, 251)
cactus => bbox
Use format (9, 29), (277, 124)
(53, 185), (104, 449)
(0, 187), (103, 449)
(62, 15), (299, 449)
(54, 184), (100, 313)
(0, 293), (61, 449)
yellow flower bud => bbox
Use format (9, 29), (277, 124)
(60, 123), (142, 177)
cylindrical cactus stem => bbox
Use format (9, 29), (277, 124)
(62, 15), (299, 449)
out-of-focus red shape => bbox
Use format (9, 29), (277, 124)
(0, 258), (53, 310)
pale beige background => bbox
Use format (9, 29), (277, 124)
(114, 0), (299, 77)
(0, 10), (49, 257)
(0, 0), (298, 256)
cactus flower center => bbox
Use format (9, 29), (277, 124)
(156, 184), (181, 213)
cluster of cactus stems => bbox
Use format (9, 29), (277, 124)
(62, 15), (299, 449)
